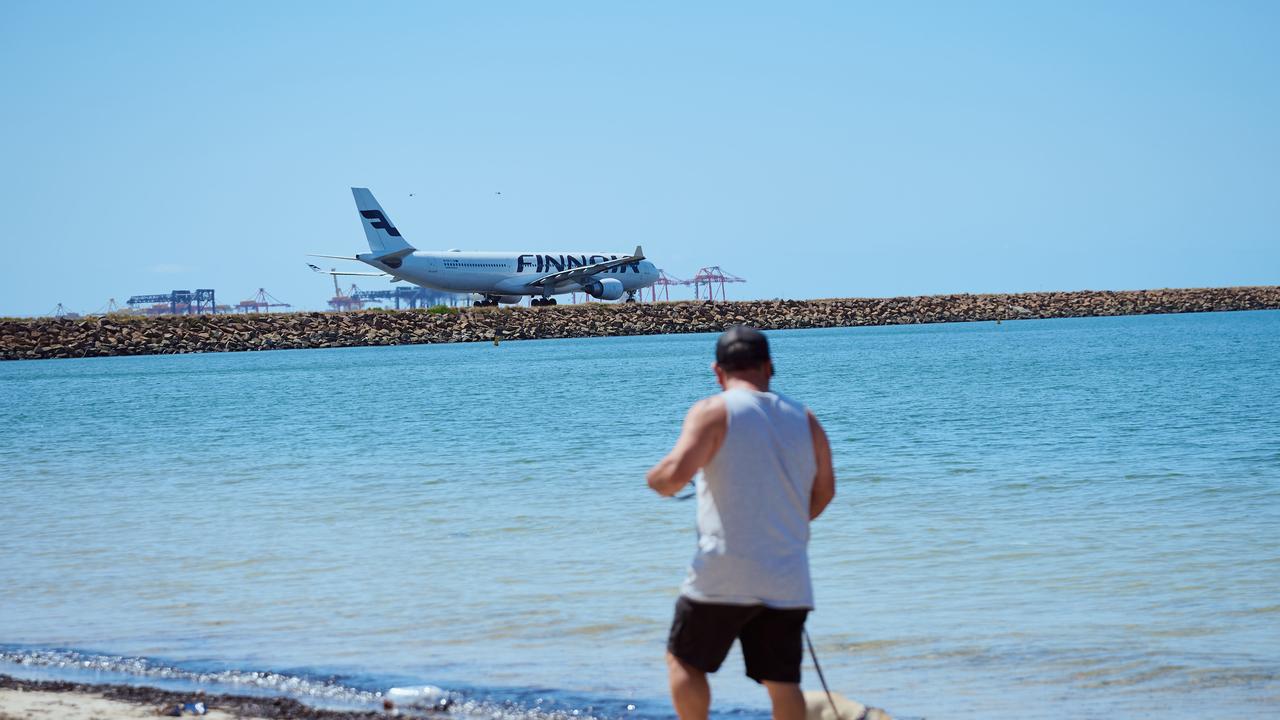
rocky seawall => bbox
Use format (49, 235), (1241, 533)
(3, 286), (1277, 361)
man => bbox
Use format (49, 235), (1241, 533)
(647, 326), (837, 720)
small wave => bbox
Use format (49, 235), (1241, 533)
(1230, 603), (1280, 617)
(828, 637), (920, 653)
(0, 647), (384, 706)
(0, 647), (675, 720)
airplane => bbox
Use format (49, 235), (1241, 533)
(310, 188), (659, 307)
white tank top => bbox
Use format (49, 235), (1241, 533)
(681, 388), (817, 609)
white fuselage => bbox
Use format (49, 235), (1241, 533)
(361, 251), (659, 299)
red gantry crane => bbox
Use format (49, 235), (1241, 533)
(327, 277), (366, 311)
(685, 266), (746, 301)
(647, 269), (687, 302)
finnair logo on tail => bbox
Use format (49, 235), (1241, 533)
(360, 209), (401, 237)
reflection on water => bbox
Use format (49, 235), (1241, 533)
(1, 310), (1278, 719)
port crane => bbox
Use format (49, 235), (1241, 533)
(235, 289), (291, 313)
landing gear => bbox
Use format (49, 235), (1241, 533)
(531, 297), (558, 307)
(624, 291), (638, 304)
(473, 296), (499, 307)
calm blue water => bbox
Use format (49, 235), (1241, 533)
(2, 311), (1278, 719)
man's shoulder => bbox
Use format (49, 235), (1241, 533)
(770, 390), (808, 411)
(758, 390), (811, 421)
(689, 394), (728, 421)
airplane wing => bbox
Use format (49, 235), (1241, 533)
(525, 246), (645, 289)
(307, 264), (389, 277)
(307, 253), (360, 261)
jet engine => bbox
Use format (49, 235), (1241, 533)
(582, 278), (625, 300)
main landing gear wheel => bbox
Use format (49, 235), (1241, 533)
(531, 298), (558, 307)
(473, 298), (499, 307)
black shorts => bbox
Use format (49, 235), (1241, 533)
(666, 596), (809, 684)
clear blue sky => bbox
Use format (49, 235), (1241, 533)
(2, 1), (1276, 315)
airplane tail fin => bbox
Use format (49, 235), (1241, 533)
(352, 187), (416, 255)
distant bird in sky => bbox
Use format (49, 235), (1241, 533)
(495, 191), (502, 196)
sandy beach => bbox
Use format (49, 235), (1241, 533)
(0, 688), (251, 720)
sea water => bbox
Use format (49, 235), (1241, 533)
(1, 311), (1277, 719)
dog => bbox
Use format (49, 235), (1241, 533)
(803, 690), (893, 720)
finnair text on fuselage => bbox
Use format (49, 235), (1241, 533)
(513, 254), (641, 274)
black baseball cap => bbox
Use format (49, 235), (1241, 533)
(715, 326), (771, 371)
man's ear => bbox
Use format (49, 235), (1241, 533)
(712, 361), (727, 389)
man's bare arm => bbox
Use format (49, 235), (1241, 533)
(646, 397), (727, 497)
(808, 410), (836, 520)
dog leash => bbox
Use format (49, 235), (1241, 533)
(805, 629), (868, 720)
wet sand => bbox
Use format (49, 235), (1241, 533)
(0, 675), (412, 719)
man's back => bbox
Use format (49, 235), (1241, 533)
(646, 325), (835, 720)
(684, 388), (817, 609)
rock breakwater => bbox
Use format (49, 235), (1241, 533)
(3, 286), (1277, 361)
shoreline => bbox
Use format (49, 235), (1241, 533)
(0, 674), (421, 719)
(3, 285), (1278, 361)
